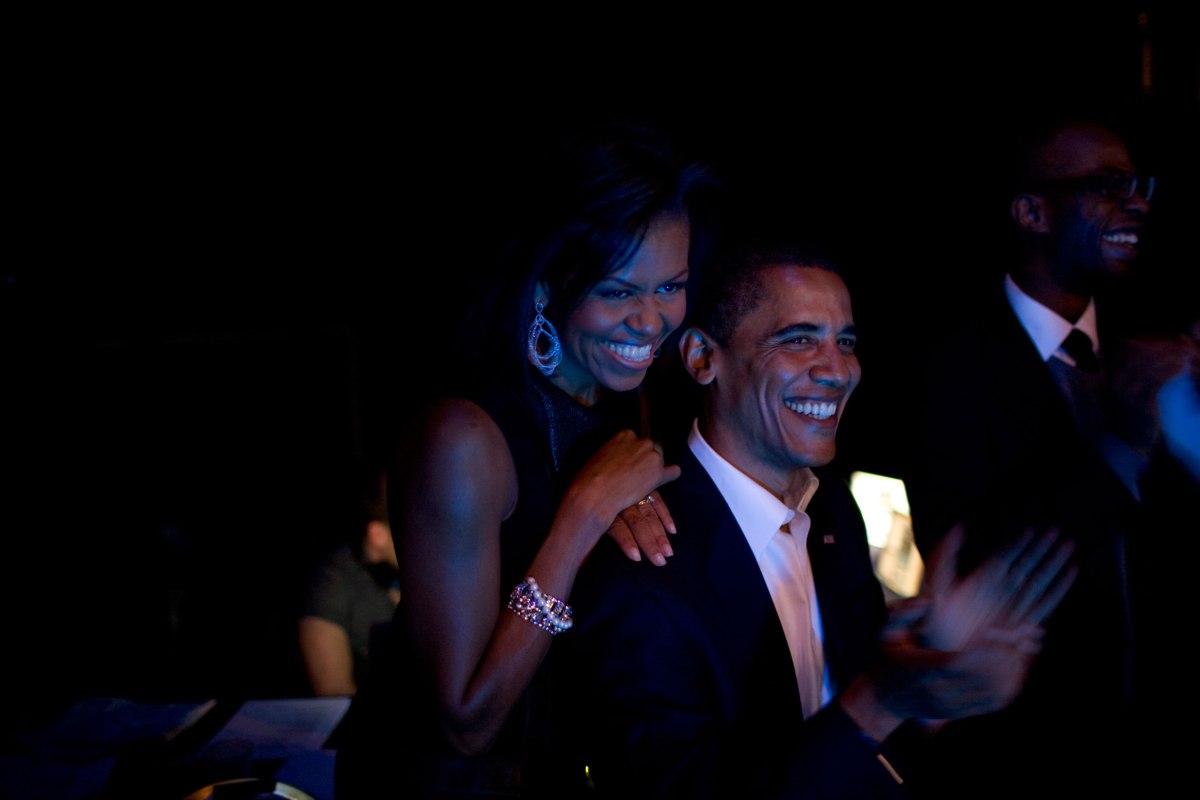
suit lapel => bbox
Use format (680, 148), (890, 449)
(805, 474), (887, 691)
(668, 448), (803, 719)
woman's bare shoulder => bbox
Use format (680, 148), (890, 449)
(419, 396), (507, 450)
(396, 396), (518, 516)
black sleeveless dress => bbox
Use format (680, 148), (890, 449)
(335, 370), (640, 798)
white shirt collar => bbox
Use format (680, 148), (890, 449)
(1004, 274), (1100, 361)
(687, 420), (818, 558)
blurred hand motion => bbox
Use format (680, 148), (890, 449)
(871, 526), (1077, 722)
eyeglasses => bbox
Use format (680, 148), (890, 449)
(1035, 171), (1155, 203)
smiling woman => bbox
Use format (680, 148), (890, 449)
(547, 211), (691, 404)
(333, 118), (720, 798)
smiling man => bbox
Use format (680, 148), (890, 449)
(903, 114), (1197, 796)
(559, 245), (1075, 799)
(1017, 121), (1151, 299)
(909, 117), (1156, 541)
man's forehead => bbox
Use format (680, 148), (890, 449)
(1039, 125), (1134, 177)
(763, 264), (848, 299)
(743, 266), (852, 332)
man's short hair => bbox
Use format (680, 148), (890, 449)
(689, 242), (841, 347)
(1008, 111), (1135, 196)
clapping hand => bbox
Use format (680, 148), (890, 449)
(860, 526), (1078, 727)
(917, 525), (1077, 652)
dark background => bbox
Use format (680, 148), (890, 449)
(4, 4), (1197, 710)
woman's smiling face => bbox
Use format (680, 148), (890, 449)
(550, 211), (690, 404)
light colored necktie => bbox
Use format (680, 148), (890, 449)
(761, 515), (825, 718)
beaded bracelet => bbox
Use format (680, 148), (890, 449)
(507, 577), (574, 635)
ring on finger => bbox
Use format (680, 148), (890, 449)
(636, 495), (655, 507)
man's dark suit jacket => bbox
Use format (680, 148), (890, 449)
(560, 445), (910, 799)
(904, 285), (1198, 795)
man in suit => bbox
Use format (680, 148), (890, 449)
(904, 115), (1199, 795)
(560, 246), (1074, 799)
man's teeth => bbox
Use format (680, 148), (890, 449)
(1103, 232), (1139, 245)
(784, 400), (837, 420)
(606, 342), (652, 361)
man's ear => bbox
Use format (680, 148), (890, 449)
(680, 327), (717, 386)
(1012, 193), (1049, 233)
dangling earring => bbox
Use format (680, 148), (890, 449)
(527, 301), (562, 376)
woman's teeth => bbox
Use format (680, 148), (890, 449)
(606, 342), (653, 362)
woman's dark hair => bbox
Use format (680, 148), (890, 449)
(458, 118), (717, 388)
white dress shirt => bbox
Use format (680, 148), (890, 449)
(688, 421), (833, 717)
(1004, 273), (1099, 366)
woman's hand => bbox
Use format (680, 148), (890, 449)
(561, 430), (680, 562)
(606, 490), (677, 565)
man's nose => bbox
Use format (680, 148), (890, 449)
(811, 344), (850, 388)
